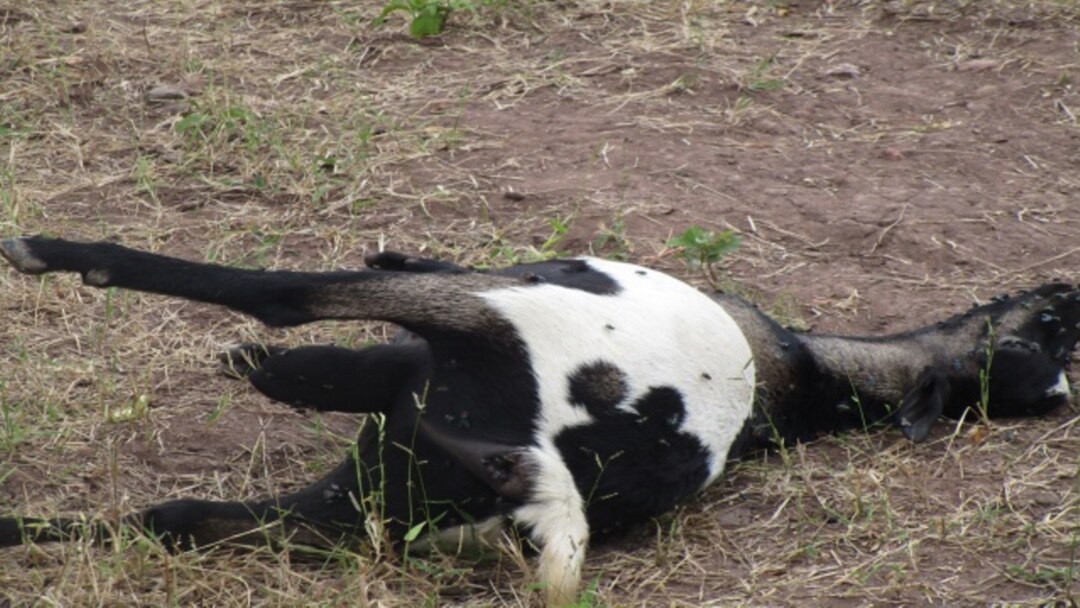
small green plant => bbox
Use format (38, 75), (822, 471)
(207, 392), (234, 424)
(592, 214), (631, 260)
(373, 0), (512, 39)
(133, 155), (160, 206)
(541, 213), (574, 253)
(373, 0), (453, 38)
(666, 225), (740, 288)
(747, 53), (784, 91)
(174, 111), (211, 139)
(0, 384), (29, 453)
(175, 104), (266, 151)
(0, 167), (20, 228)
(565, 576), (604, 608)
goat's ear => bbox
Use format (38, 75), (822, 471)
(418, 419), (534, 501)
(896, 367), (952, 443)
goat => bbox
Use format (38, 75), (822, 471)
(0, 236), (1076, 605)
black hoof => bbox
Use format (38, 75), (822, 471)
(364, 251), (468, 274)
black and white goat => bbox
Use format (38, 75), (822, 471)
(0, 236), (1077, 605)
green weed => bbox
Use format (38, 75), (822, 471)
(592, 214), (630, 260)
(541, 213), (574, 253)
(0, 168), (20, 228)
(132, 155), (160, 206)
(747, 53), (784, 91)
(1005, 562), (1077, 588)
(175, 104), (267, 152)
(373, 0), (453, 38)
(373, 0), (516, 39)
(977, 319), (996, 427)
(0, 384), (29, 453)
(666, 225), (740, 288)
(565, 576), (605, 608)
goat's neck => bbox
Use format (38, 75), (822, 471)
(724, 282), (1080, 458)
(804, 333), (937, 406)
(725, 293), (976, 455)
(764, 333), (934, 447)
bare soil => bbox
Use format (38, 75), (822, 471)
(1, 0), (1078, 606)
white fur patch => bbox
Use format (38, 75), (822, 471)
(1047, 371), (1071, 397)
(510, 442), (590, 607)
(478, 258), (756, 603)
(480, 258), (757, 482)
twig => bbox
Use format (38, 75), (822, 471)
(1008, 245), (1080, 275)
(868, 204), (908, 255)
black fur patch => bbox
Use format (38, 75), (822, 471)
(555, 386), (710, 537)
(568, 361), (629, 415)
(631, 386), (686, 429)
(495, 259), (620, 295)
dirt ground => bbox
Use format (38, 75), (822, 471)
(1, 0), (1078, 605)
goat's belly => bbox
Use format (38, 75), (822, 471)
(479, 258), (757, 496)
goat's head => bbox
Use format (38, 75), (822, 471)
(897, 283), (1079, 441)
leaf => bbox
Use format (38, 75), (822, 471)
(403, 520), (427, 542)
(372, 0), (411, 26)
(667, 225), (741, 266)
(666, 225), (710, 250)
(175, 112), (209, 136)
(701, 231), (741, 263)
(410, 5), (449, 38)
(749, 78), (784, 91)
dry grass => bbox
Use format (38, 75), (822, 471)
(2, 0), (1079, 605)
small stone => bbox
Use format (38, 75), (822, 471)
(1029, 491), (1058, 507)
(879, 147), (905, 161)
(158, 101), (190, 115)
(823, 63), (861, 79)
(503, 190), (525, 202)
(957, 59), (998, 72)
(146, 85), (190, 103)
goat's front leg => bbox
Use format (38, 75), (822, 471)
(0, 237), (517, 334)
(220, 342), (430, 414)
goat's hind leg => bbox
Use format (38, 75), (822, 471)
(1, 455), (368, 552)
(0, 501), (320, 551)
(0, 237), (516, 334)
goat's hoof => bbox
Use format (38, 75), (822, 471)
(0, 517), (24, 547)
(365, 250), (468, 274)
(0, 238), (48, 275)
(218, 343), (285, 378)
